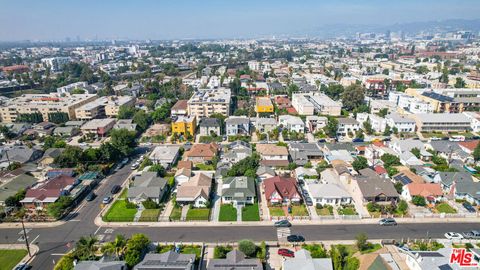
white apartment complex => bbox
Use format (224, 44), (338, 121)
(0, 93), (98, 123)
(292, 93), (342, 116)
(187, 88), (231, 118)
(75, 96), (135, 120)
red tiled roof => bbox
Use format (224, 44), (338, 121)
(263, 176), (300, 201)
(459, 140), (479, 151)
(374, 166), (387, 175)
(185, 143), (219, 159)
(172, 100), (188, 111)
(286, 107), (297, 115)
(406, 183), (443, 197)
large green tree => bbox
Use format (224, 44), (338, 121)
(341, 83), (365, 111)
(109, 129), (137, 157)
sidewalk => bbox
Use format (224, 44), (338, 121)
(94, 215), (480, 228)
(0, 243), (40, 265)
(0, 221), (65, 229)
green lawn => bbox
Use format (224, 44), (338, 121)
(170, 204), (182, 221)
(269, 206), (285, 216)
(435, 203), (457, 214)
(219, 204), (237, 221)
(361, 243), (383, 254)
(316, 207), (333, 216)
(291, 205), (309, 216)
(338, 206), (358, 215)
(158, 245), (202, 258)
(139, 209), (161, 222)
(103, 199), (137, 222)
(242, 203), (260, 221)
(0, 249), (28, 270)
(186, 208), (210, 221)
(194, 163), (215, 170)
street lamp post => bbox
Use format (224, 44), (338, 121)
(21, 218), (31, 257)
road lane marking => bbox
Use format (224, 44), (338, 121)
(104, 228), (114, 234)
(277, 228), (291, 240)
(69, 219), (81, 222)
(18, 229), (31, 235)
(51, 253), (66, 256)
(31, 234), (40, 243)
(94, 226), (102, 235)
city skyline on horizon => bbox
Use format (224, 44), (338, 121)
(1, 0), (480, 41)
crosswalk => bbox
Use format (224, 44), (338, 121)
(277, 227), (291, 241)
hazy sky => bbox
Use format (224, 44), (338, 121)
(1, 0), (479, 41)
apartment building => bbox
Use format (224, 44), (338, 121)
(405, 88), (480, 113)
(292, 93), (342, 116)
(385, 113), (416, 133)
(187, 88), (231, 118)
(255, 97), (274, 113)
(278, 115), (305, 133)
(412, 113), (472, 132)
(75, 96), (135, 120)
(356, 113), (386, 133)
(0, 93), (98, 123)
(171, 115), (196, 136)
(41, 57), (71, 72)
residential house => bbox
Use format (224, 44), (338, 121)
(305, 183), (352, 206)
(254, 117), (277, 133)
(401, 183), (443, 202)
(134, 251), (195, 270)
(294, 167), (318, 181)
(80, 118), (116, 137)
(256, 166), (276, 181)
(171, 100), (188, 117)
(177, 161), (193, 171)
(75, 260), (126, 270)
(289, 143), (323, 166)
(113, 119), (137, 132)
(0, 174), (37, 206)
(21, 175), (77, 209)
(222, 141), (252, 165)
(278, 115), (305, 133)
(207, 250), (263, 270)
(38, 148), (64, 168)
(405, 248), (464, 270)
(435, 172), (480, 204)
(392, 170), (425, 186)
(225, 116), (250, 136)
(274, 96), (292, 110)
(53, 126), (79, 137)
(149, 146), (181, 169)
(356, 113), (386, 133)
(283, 249), (333, 270)
(263, 176), (301, 205)
(221, 176), (256, 206)
(385, 113), (416, 133)
(336, 118), (360, 136)
(389, 138), (432, 161)
(306, 116), (327, 132)
(127, 172), (168, 204)
(199, 118), (221, 136)
(171, 115), (196, 136)
(0, 146), (43, 168)
(184, 143), (219, 164)
(352, 168), (399, 203)
(176, 173), (212, 207)
(174, 168), (192, 185)
(256, 144), (289, 167)
(428, 140), (470, 162)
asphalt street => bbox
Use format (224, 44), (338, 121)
(0, 146), (480, 269)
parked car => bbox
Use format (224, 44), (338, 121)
(85, 192), (96, 202)
(102, 197), (112, 204)
(131, 162), (140, 170)
(352, 138), (364, 143)
(379, 218), (397, 226)
(462, 230), (480, 239)
(445, 232), (464, 240)
(287, 235), (305, 242)
(110, 185), (121, 194)
(305, 198), (313, 206)
(121, 157), (129, 165)
(274, 220), (291, 227)
(14, 264), (31, 270)
(278, 248), (295, 257)
(463, 202), (476, 213)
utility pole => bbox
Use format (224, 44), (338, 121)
(21, 218), (31, 257)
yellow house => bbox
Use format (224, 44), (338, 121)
(172, 115), (196, 136)
(255, 97), (274, 113)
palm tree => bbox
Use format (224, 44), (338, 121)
(74, 236), (98, 261)
(102, 235), (127, 260)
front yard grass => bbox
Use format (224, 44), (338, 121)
(139, 209), (161, 222)
(435, 203), (457, 214)
(103, 199), (137, 222)
(0, 249), (27, 270)
(157, 244), (202, 258)
(186, 208), (210, 221)
(269, 206), (285, 216)
(361, 243), (383, 254)
(291, 204), (309, 216)
(219, 204), (237, 221)
(338, 205), (358, 215)
(170, 204), (182, 221)
(316, 207), (333, 216)
(194, 163), (215, 171)
(119, 188), (128, 199)
(242, 203), (260, 221)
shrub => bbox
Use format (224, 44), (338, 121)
(412, 196), (426, 206)
(142, 198), (160, 209)
(238, 240), (257, 257)
(125, 200), (137, 209)
(214, 246), (233, 259)
(256, 241), (266, 260)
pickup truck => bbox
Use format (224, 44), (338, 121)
(462, 230), (480, 239)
